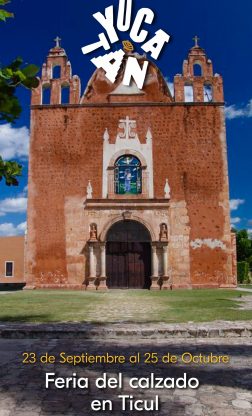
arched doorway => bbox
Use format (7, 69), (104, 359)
(106, 220), (152, 289)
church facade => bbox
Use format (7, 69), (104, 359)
(25, 40), (237, 290)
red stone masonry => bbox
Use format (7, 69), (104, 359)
(25, 42), (236, 289)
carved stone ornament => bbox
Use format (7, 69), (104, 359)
(118, 116), (137, 140)
(146, 128), (152, 143)
(122, 211), (132, 221)
(89, 223), (98, 241)
(164, 179), (171, 199)
(103, 128), (109, 142)
(87, 180), (93, 199)
(160, 223), (168, 242)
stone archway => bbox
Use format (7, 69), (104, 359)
(106, 220), (152, 289)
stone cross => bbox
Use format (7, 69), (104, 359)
(193, 36), (200, 47)
(119, 116), (137, 140)
(54, 36), (61, 48)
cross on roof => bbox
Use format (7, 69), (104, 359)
(193, 35), (200, 47)
(54, 36), (61, 48)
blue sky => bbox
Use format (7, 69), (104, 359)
(0, 0), (251, 236)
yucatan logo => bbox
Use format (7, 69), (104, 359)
(81, 0), (170, 89)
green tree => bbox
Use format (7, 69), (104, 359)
(0, 0), (39, 186)
(237, 261), (249, 283)
(236, 229), (252, 263)
(0, 0), (13, 21)
(233, 229), (252, 282)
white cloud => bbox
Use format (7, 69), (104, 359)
(0, 221), (27, 237)
(248, 229), (252, 238)
(165, 78), (174, 97)
(225, 99), (252, 120)
(0, 196), (27, 217)
(167, 82), (174, 97)
(230, 199), (245, 211)
(231, 217), (241, 225)
(184, 85), (194, 102)
(0, 124), (29, 160)
(16, 221), (27, 232)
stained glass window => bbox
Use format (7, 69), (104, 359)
(115, 155), (142, 195)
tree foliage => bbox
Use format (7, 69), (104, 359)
(0, 0), (13, 22)
(233, 229), (252, 282)
(0, 57), (39, 123)
(236, 229), (252, 264)
(0, 155), (22, 186)
(237, 261), (249, 283)
(0, 0), (39, 185)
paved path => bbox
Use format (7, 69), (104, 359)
(0, 336), (252, 415)
(1, 320), (252, 339)
(236, 287), (252, 293)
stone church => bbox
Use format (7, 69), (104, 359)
(24, 39), (237, 290)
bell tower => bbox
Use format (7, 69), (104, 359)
(31, 37), (81, 106)
(174, 37), (224, 103)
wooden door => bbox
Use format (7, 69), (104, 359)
(106, 241), (151, 289)
(106, 242), (128, 288)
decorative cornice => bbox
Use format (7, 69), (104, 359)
(31, 102), (225, 110)
(84, 199), (170, 210)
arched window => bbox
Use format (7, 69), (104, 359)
(52, 65), (61, 79)
(42, 86), (51, 104)
(184, 84), (194, 102)
(204, 84), (213, 102)
(193, 63), (202, 76)
(61, 85), (70, 104)
(115, 155), (142, 195)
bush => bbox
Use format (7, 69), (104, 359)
(237, 261), (250, 283)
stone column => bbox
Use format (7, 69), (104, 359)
(142, 170), (149, 198)
(162, 245), (170, 290)
(163, 245), (168, 277)
(151, 245), (160, 290)
(87, 244), (96, 290)
(108, 170), (114, 198)
(99, 243), (108, 290)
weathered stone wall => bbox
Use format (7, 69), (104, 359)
(25, 102), (234, 288)
(25, 42), (235, 289)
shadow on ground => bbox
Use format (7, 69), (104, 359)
(0, 284), (25, 291)
(0, 337), (251, 415)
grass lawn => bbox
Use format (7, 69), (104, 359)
(0, 289), (252, 324)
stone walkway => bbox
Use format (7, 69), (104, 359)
(0, 290), (252, 415)
(85, 291), (166, 322)
(0, 334), (252, 415)
(0, 320), (252, 339)
(236, 287), (252, 293)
